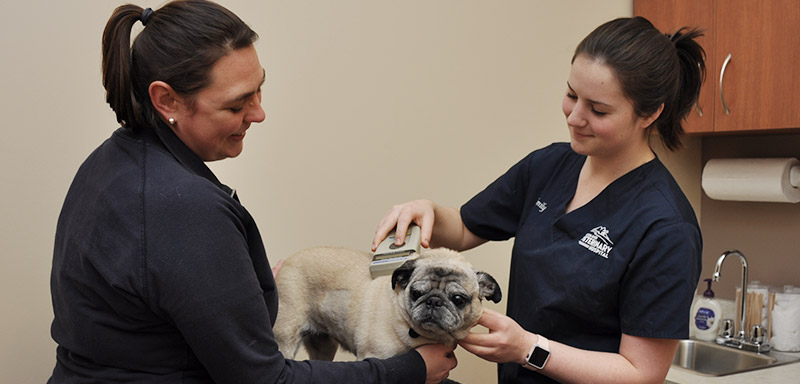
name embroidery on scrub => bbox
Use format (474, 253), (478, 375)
(535, 199), (547, 213)
(578, 226), (614, 258)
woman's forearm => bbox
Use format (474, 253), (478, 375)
(429, 205), (486, 251)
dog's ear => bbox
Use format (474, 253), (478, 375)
(476, 271), (502, 303)
(391, 259), (417, 290)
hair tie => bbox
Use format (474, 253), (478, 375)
(141, 8), (154, 26)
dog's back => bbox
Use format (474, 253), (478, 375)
(277, 246), (372, 292)
(274, 246), (376, 359)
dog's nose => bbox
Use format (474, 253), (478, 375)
(426, 297), (444, 308)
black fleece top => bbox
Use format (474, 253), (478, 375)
(48, 124), (425, 383)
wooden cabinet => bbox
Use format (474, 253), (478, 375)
(634, 0), (715, 133)
(634, 0), (800, 134)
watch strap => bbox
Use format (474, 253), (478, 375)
(534, 335), (549, 351)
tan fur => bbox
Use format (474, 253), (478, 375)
(274, 246), (501, 360)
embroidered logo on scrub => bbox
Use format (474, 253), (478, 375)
(578, 226), (614, 258)
(535, 199), (547, 213)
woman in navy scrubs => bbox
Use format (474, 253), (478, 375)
(373, 17), (704, 384)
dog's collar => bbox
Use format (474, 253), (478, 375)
(408, 328), (420, 338)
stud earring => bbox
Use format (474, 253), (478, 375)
(168, 117), (176, 126)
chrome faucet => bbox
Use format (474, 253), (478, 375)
(713, 250), (770, 353)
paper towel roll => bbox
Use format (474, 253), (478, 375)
(701, 158), (800, 203)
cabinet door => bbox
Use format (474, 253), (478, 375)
(634, 0), (716, 133)
(715, 0), (800, 131)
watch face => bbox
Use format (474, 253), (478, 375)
(529, 346), (550, 368)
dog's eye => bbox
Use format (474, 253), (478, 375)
(451, 294), (468, 308)
(410, 289), (424, 301)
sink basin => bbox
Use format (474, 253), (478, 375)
(672, 339), (800, 376)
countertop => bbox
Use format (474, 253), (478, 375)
(665, 350), (800, 384)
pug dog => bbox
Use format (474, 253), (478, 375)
(274, 246), (502, 360)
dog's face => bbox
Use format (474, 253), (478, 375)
(391, 248), (502, 342)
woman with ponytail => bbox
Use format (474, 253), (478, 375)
(373, 17), (705, 383)
(48, 1), (455, 383)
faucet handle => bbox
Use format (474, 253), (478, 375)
(719, 318), (735, 339)
(750, 324), (767, 344)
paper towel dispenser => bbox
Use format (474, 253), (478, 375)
(701, 158), (800, 203)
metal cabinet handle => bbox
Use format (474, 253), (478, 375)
(694, 62), (704, 117)
(720, 53), (732, 115)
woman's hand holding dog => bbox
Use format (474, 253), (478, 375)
(458, 308), (537, 365)
(415, 343), (458, 384)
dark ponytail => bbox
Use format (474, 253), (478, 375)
(573, 17), (705, 151)
(102, 5), (142, 129)
(661, 28), (705, 148)
(101, 0), (258, 130)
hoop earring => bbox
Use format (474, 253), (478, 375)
(168, 117), (176, 126)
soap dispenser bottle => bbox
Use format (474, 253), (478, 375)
(692, 278), (723, 341)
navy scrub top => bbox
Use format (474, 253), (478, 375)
(461, 143), (702, 384)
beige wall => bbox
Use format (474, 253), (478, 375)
(0, 1), (637, 382)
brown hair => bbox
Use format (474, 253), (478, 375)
(102, 0), (259, 130)
(573, 16), (705, 151)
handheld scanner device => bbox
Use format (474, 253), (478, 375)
(369, 224), (421, 278)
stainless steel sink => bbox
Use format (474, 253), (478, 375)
(672, 339), (800, 376)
